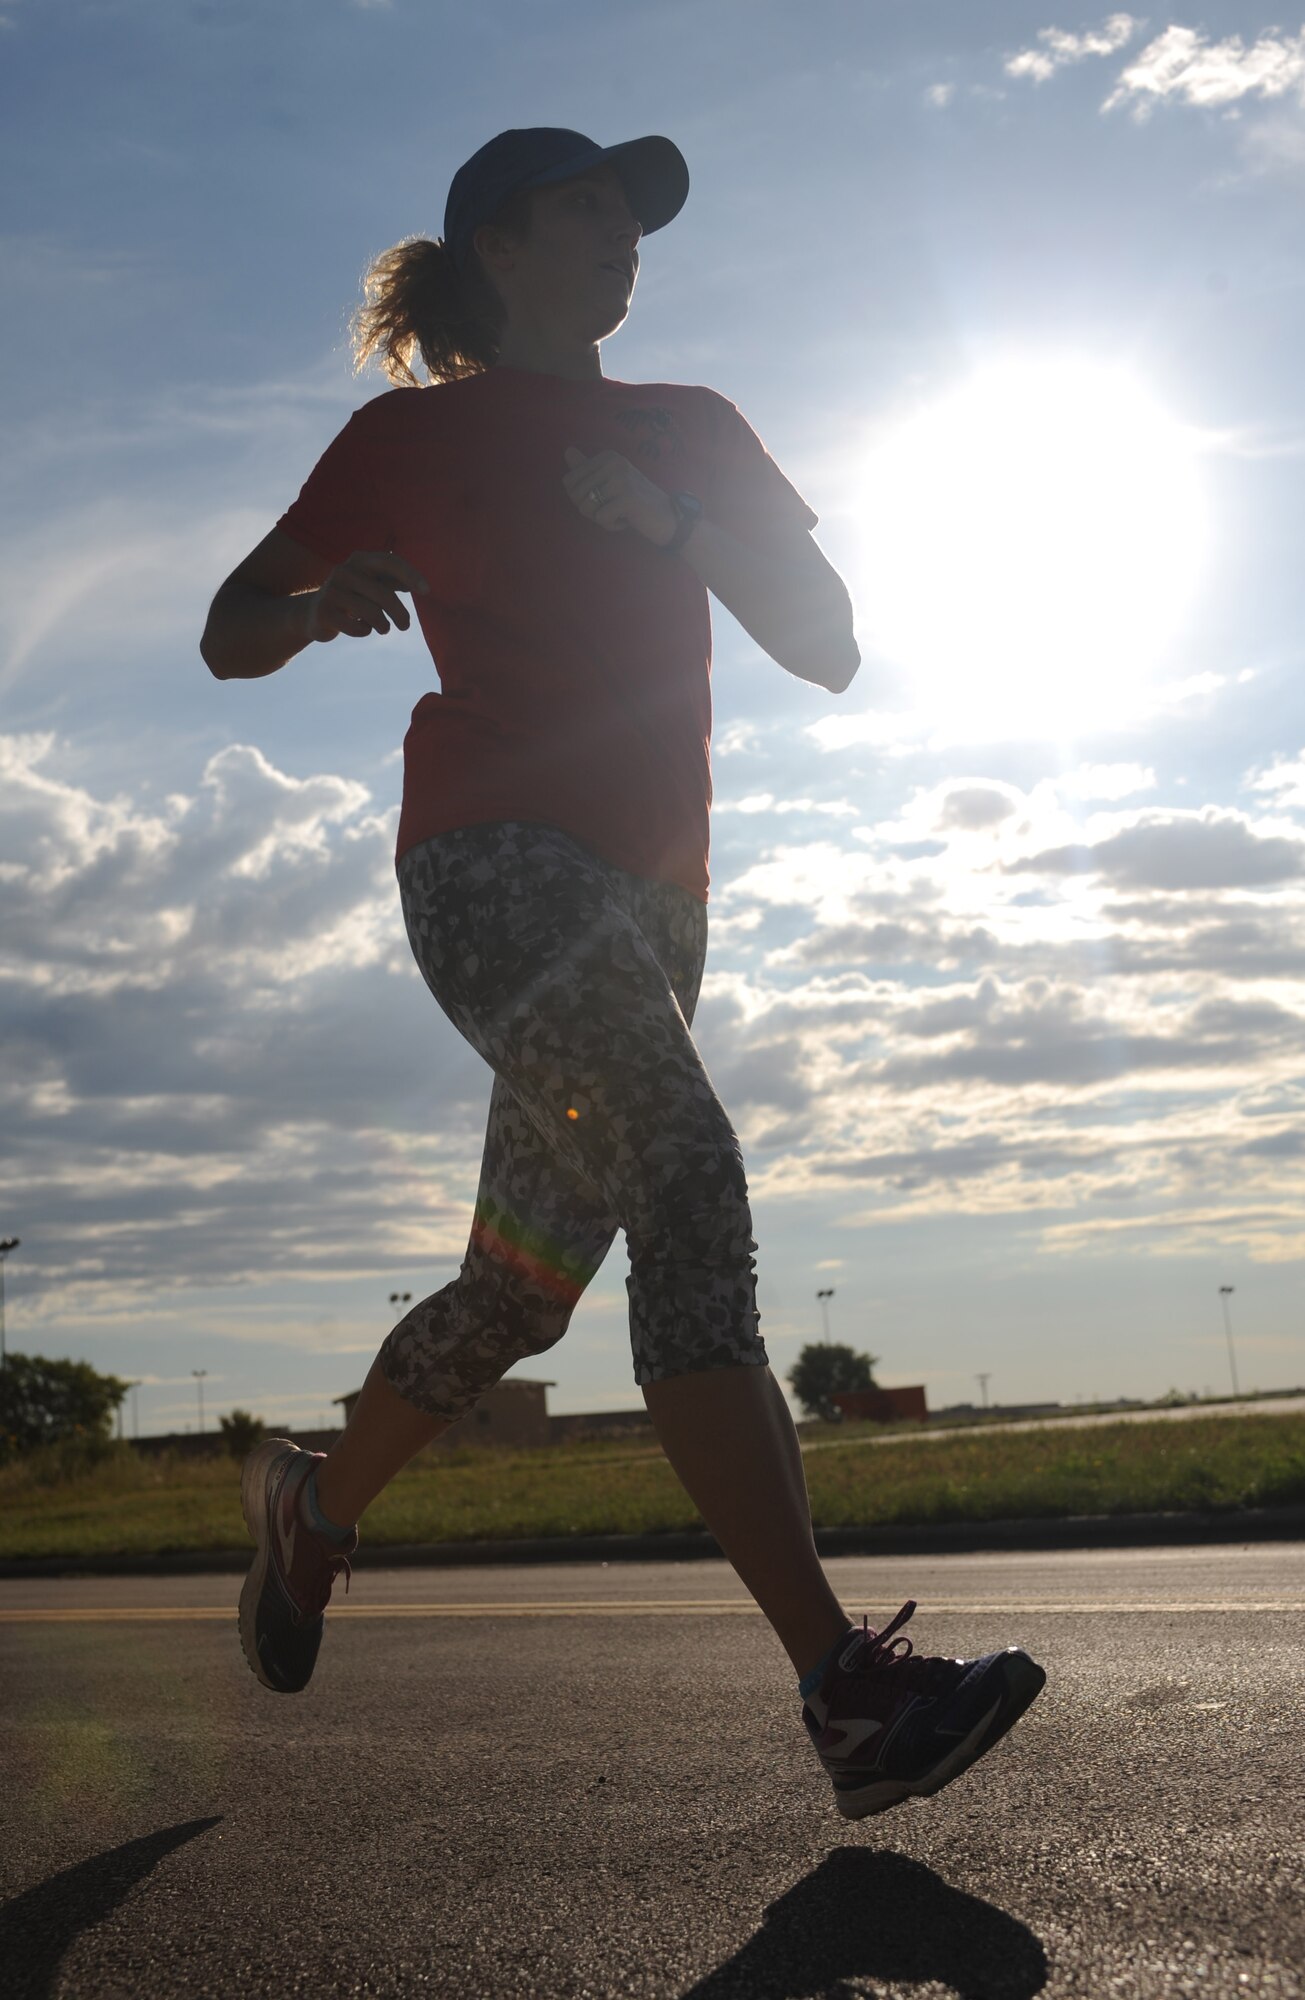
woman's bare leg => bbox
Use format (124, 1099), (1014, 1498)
(314, 1354), (451, 1527)
(642, 1362), (851, 1681)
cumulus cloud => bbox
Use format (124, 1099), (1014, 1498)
(1005, 13), (1139, 84)
(5, 732), (1305, 1327)
(705, 771), (1305, 1258)
(1008, 808), (1305, 890)
(715, 793), (861, 822)
(1251, 751), (1305, 811)
(1058, 763), (1157, 801)
(0, 733), (484, 1316)
(1102, 24), (1305, 120)
(936, 783), (1022, 832)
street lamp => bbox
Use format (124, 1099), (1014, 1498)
(0, 1238), (19, 1368)
(1218, 1287), (1240, 1400)
(389, 1291), (413, 1312)
(192, 1368), (208, 1436)
(816, 1289), (835, 1342)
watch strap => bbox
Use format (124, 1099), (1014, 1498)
(663, 490), (703, 555)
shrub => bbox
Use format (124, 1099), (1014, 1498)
(218, 1409), (267, 1459)
(0, 1353), (128, 1462)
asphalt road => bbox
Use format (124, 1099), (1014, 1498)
(2, 1545), (1301, 1999)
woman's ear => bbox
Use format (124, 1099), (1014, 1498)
(472, 223), (518, 276)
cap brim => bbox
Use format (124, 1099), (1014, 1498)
(524, 135), (689, 235)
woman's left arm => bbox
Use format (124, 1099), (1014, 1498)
(562, 445), (860, 694)
(677, 515), (860, 694)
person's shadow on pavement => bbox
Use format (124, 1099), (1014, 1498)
(0, 1816), (222, 2000)
(680, 1848), (1048, 2000)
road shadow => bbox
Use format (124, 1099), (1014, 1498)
(681, 1848), (1048, 2000)
(0, 1816), (222, 1999)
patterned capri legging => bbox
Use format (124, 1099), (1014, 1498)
(378, 820), (769, 1421)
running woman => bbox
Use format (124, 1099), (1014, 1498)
(201, 127), (1044, 1820)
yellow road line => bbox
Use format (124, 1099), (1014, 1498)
(0, 1599), (1299, 1623)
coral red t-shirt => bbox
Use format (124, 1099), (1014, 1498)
(275, 367), (818, 902)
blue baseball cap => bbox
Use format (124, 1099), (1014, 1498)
(443, 127), (689, 271)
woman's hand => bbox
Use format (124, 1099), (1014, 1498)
(306, 551), (431, 643)
(562, 445), (678, 547)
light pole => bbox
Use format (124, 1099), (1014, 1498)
(816, 1289), (834, 1342)
(0, 1237), (19, 1369)
(389, 1291), (413, 1314)
(1218, 1287), (1240, 1400)
(976, 1372), (991, 1410)
(192, 1368), (208, 1436)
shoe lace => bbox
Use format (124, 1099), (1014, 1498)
(841, 1600), (955, 1693)
(294, 1550), (352, 1626)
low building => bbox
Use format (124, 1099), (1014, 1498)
(548, 1408), (654, 1445)
(334, 1375), (555, 1452)
(830, 1385), (929, 1424)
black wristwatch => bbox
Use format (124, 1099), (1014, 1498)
(663, 489), (703, 556)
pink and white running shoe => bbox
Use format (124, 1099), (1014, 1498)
(238, 1440), (357, 1694)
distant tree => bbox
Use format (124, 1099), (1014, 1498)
(218, 1409), (267, 1458)
(789, 1343), (879, 1422)
(0, 1352), (128, 1459)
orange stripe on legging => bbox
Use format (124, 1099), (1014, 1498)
(471, 1214), (590, 1307)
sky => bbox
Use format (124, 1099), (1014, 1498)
(2, 0), (1303, 1436)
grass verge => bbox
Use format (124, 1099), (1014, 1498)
(1, 1413), (1302, 1561)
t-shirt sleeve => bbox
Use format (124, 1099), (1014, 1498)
(274, 405), (393, 566)
(701, 392), (819, 549)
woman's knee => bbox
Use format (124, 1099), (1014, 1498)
(377, 1274), (578, 1421)
(625, 1183), (765, 1384)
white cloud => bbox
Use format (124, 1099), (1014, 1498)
(1006, 13), (1140, 84)
(1058, 763), (1157, 801)
(6, 731), (1305, 1333)
(0, 732), (481, 1315)
(1103, 24), (1305, 120)
(715, 793), (860, 818)
(714, 720), (762, 758)
(1250, 750), (1305, 812)
(805, 707), (926, 754)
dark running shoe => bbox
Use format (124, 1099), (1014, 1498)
(238, 1439), (357, 1694)
(803, 1599), (1045, 1820)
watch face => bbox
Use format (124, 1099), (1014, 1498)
(674, 491), (703, 520)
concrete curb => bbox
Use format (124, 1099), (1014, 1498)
(3, 1505), (1303, 1578)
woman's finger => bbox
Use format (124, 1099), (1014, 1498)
(340, 570), (415, 629)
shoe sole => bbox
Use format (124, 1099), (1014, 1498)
(832, 1653), (1047, 1821)
(237, 1438), (300, 1694)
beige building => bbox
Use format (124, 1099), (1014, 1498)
(333, 1376), (555, 1452)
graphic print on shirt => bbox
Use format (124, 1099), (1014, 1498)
(614, 405), (683, 463)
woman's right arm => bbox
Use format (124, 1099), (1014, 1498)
(200, 529), (429, 681)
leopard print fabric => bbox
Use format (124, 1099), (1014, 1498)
(379, 820), (768, 1420)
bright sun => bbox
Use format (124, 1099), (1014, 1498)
(854, 353), (1209, 739)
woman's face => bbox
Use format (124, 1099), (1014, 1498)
(478, 165), (643, 344)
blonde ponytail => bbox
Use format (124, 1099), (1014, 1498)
(349, 188), (535, 387)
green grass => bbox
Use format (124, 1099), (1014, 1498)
(2, 1413), (1303, 1561)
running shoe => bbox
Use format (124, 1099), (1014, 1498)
(803, 1599), (1045, 1820)
(238, 1439), (357, 1694)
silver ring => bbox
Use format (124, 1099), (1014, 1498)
(588, 488), (602, 506)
